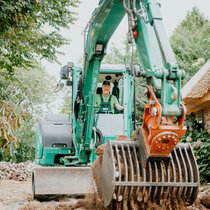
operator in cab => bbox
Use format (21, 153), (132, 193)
(95, 81), (124, 114)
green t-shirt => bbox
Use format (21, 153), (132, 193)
(95, 94), (119, 113)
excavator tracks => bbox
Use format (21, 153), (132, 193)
(92, 140), (199, 209)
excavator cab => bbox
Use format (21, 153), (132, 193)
(93, 64), (135, 145)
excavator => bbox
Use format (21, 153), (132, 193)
(32, 0), (199, 208)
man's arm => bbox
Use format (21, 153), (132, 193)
(113, 96), (124, 111)
(115, 103), (124, 111)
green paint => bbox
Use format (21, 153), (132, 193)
(35, 148), (73, 165)
(35, 127), (43, 159)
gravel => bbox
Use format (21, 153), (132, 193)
(0, 161), (38, 181)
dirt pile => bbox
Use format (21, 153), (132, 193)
(188, 187), (210, 210)
(18, 194), (101, 210)
(0, 160), (209, 210)
(18, 187), (208, 210)
(0, 161), (38, 181)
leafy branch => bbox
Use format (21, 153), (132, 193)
(0, 100), (30, 153)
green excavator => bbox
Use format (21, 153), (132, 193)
(33, 0), (199, 208)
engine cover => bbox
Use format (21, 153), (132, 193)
(39, 114), (73, 149)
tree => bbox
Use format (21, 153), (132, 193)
(170, 7), (210, 84)
(0, 100), (29, 153)
(0, 65), (55, 116)
(103, 38), (140, 64)
(61, 89), (72, 115)
(0, 0), (79, 74)
(0, 65), (55, 160)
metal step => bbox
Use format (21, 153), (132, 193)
(32, 167), (96, 199)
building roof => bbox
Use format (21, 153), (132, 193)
(181, 60), (210, 114)
(182, 60), (210, 99)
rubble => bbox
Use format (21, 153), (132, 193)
(0, 161), (38, 181)
(0, 161), (209, 210)
(200, 188), (210, 208)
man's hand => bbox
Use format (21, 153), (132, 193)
(115, 103), (124, 111)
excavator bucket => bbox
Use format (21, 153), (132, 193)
(92, 140), (199, 208)
(32, 167), (96, 199)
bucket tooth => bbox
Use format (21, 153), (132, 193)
(91, 140), (199, 207)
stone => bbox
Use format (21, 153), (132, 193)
(201, 194), (210, 208)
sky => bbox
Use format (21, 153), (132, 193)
(42, 0), (210, 79)
(42, 0), (209, 113)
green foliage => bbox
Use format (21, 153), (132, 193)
(0, 65), (55, 161)
(61, 89), (72, 115)
(0, 100), (30, 153)
(170, 7), (210, 84)
(181, 113), (210, 183)
(14, 120), (36, 163)
(103, 38), (140, 64)
(135, 80), (147, 123)
(0, 65), (55, 116)
(0, 127), (35, 163)
(0, 0), (79, 73)
(0, 121), (36, 163)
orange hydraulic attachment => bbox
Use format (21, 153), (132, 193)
(141, 86), (187, 156)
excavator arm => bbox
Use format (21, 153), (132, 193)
(75, 0), (186, 162)
(78, 0), (199, 207)
(32, 0), (199, 206)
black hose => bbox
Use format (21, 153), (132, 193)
(95, 128), (103, 147)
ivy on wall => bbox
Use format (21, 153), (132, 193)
(181, 113), (210, 183)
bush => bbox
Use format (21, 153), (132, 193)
(181, 113), (210, 183)
(0, 120), (36, 163)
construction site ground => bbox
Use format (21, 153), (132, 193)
(0, 161), (209, 210)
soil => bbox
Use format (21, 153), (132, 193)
(0, 158), (209, 210)
(0, 180), (99, 210)
(0, 178), (209, 209)
(0, 177), (210, 210)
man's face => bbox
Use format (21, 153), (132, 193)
(102, 84), (110, 95)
